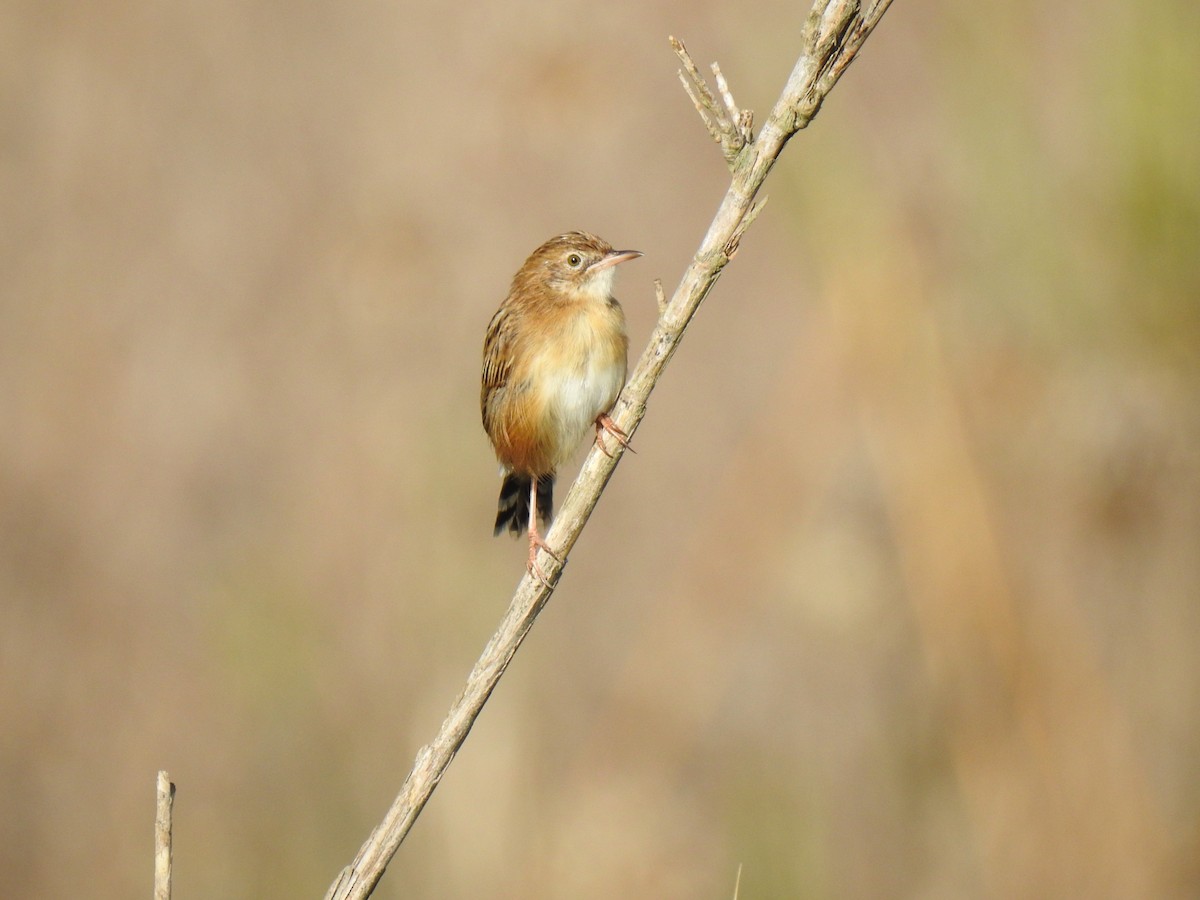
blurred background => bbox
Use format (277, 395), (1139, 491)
(2, 0), (1198, 896)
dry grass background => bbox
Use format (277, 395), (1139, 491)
(3, 1), (1198, 897)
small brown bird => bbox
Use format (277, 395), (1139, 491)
(482, 231), (642, 579)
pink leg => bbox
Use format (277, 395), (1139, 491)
(526, 477), (560, 586)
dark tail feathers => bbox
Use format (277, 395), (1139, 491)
(493, 473), (554, 537)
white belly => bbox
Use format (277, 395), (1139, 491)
(545, 359), (624, 467)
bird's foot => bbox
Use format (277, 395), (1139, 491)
(527, 530), (562, 588)
(594, 413), (634, 458)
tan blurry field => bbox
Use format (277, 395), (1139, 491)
(3, 1), (1198, 897)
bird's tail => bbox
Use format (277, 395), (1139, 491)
(494, 473), (554, 537)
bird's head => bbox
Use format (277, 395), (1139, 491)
(521, 231), (642, 301)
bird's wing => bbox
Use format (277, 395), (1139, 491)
(481, 304), (516, 425)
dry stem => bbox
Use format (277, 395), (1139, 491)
(154, 771), (174, 900)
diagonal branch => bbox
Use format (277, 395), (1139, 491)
(324, 3), (894, 897)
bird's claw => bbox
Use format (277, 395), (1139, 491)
(527, 533), (561, 587)
(594, 413), (634, 458)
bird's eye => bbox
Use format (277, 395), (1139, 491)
(566, 253), (583, 268)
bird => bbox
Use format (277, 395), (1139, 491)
(481, 231), (642, 581)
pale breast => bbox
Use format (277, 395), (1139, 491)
(529, 301), (628, 468)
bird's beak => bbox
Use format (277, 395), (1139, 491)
(588, 249), (643, 272)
